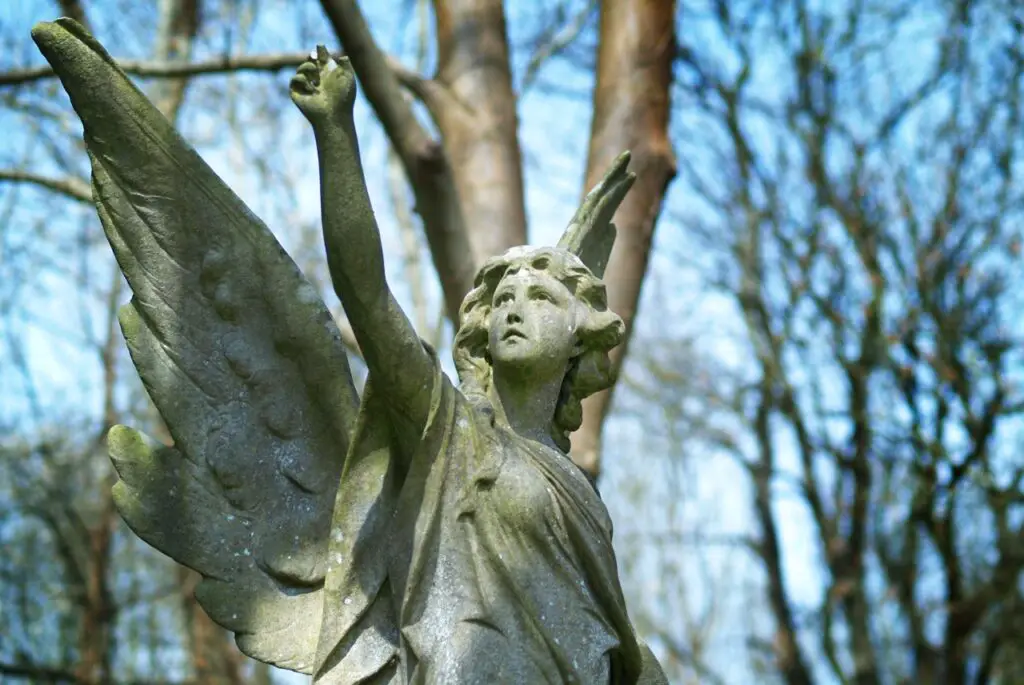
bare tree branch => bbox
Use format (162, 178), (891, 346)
(521, 0), (598, 92)
(650, 627), (728, 685)
(0, 661), (79, 683)
(0, 169), (91, 202)
(0, 52), (310, 87)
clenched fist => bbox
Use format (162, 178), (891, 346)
(290, 45), (356, 126)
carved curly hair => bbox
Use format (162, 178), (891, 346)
(453, 246), (625, 453)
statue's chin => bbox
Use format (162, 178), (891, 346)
(491, 338), (538, 366)
(490, 345), (569, 387)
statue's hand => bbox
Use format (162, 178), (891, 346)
(290, 45), (356, 126)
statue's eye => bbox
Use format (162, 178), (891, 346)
(495, 292), (513, 306)
(530, 288), (554, 303)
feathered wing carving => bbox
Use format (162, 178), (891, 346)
(33, 19), (361, 673)
(557, 150), (635, 279)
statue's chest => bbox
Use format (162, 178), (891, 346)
(467, 430), (591, 546)
(485, 451), (558, 532)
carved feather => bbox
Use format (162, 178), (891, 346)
(557, 150), (635, 279)
(33, 18), (360, 673)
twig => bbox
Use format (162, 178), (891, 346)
(0, 52), (310, 87)
(0, 662), (78, 683)
(521, 0), (598, 92)
(0, 169), (91, 203)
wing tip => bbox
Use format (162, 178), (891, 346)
(108, 424), (176, 483)
(32, 17), (122, 87)
(109, 424), (153, 461)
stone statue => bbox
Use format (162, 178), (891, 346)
(33, 18), (667, 684)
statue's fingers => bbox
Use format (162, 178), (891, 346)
(289, 74), (314, 95)
(297, 61), (319, 82)
(316, 44), (331, 67)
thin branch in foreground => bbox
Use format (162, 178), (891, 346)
(521, 0), (599, 92)
(649, 627), (728, 685)
(0, 169), (91, 203)
(0, 52), (310, 87)
(0, 661), (77, 683)
(0, 660), (200, 685)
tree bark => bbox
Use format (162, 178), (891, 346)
(571, 0), (677, 477)
(180, 568), (246, 685)
(77, 212), (122, 685)
(75, 497), (116, 685)
(430, 0), (527, 262)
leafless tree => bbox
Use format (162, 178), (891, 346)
(667, 0), (1024, 682)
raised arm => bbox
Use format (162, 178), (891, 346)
(291, 48), (433, 446)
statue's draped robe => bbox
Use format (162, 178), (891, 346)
(314, 351), (664, 684)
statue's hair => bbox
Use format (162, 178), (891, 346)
(453, 246), (625, 452)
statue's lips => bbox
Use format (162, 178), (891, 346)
(501, 328), (526, 341)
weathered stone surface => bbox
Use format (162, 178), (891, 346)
(35, 17), (666, 683)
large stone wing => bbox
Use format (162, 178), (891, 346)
(33, 19), (361, 673)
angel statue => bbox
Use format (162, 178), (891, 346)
(33, 17), (667, 685)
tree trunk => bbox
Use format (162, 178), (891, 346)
(430, 0), (527, 262)
(571, 0), (677, 477)
(77, 246), (124, 684)
(180, 567), (246, 684)
(76, 497), (116, 685)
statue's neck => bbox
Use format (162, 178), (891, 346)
(489, 370), (563, 451)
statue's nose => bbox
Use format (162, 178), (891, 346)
(505, 296), (526, 324)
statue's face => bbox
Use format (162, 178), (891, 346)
(488, 266), (578, 379)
